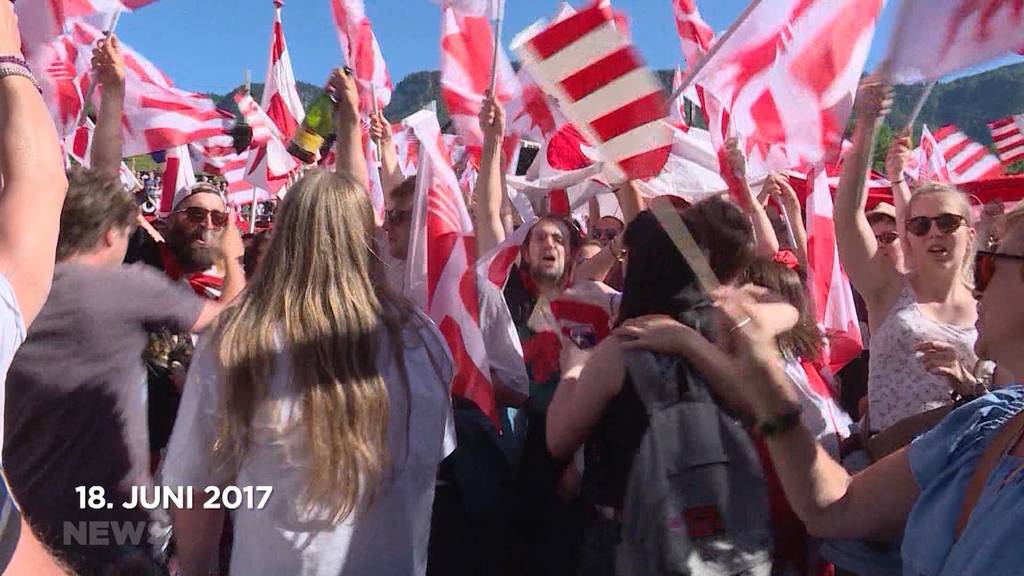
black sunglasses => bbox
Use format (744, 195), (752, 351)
(905, 213), (966, 237)
(974, 251), (1024, 293)
(173, 207), (229, 228)
(875, 231), (899, 245)
(591, 228), (619, 241)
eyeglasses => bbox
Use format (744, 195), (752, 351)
(385, 208), (412, 225)
(173, 207), (229, 228)
(591, 228), (619, 241)
(875, 231), (899, 245)
(974, 251), (1024, 293)
(905, 213), (966, 237)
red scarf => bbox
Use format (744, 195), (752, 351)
(159, 244), (224, 300)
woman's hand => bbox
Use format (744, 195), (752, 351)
(614, 315), (704, 356)
(915, 340), (976, 396)
(886, 131), (912, 183)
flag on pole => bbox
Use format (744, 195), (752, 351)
(881, 0), (1024, 84)
(908, 124), (953, 184)
(261, 0), (305, 139)
(403, 108), (498, 427)
(988, 113), (1024, 166)
(235, 91), (283, 148)
(671, 0), (715, 69)
(693, 0), (883, 172)
(15, 0), (159, 55)
(806, 167), (862, 374)
(669, 67), (688, 130)
(159, 144), (197, 216)
(329, 0), (393, 112)
(932, 125), (1003, 183)
(440, 0), (520, 146)
(513, 1), (673, 182)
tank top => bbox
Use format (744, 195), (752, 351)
(867, 282), (977, 432)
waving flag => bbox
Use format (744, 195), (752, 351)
(513, 1), (673, 182)
(476, 214), (538, 289)
(692, 0), (884, 172)
(329, 0), (393, 112)
(933, 125), (1003, 183)
(669, 67), (689, 130)
(261, 0), (305, 139)
(440, 0), (520, 146)
(159, 145), (197, 216)
(16, 0), (160, 54)
(65, 21), (231, 156)
(807, 168), (862, 374)
(235, 91), (282, 148)
(882, 0), (1024, 84)
(908, 125), (953, 184)
(989, 113), (1024, 166)
(671, 0), (715, 68)
(506, 67), (565, 141)
(404, 108), (498, 427)
(35, 33), (90, 138)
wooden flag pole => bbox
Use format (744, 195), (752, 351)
(246, 70), (259, 234)
(903, 81), (936, 132)
(370, 82), (383, 171)
(667, 0), (764, 106)
(488, 0), (506, 94)
(76, 8), (123, 128)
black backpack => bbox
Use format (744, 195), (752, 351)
(615, 350), (774, 576)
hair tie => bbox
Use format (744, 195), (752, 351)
(773, 250), (800, 270)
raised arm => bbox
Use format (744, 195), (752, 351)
(0, 8), (69, 327)
(886, 130), (913, 238)
(90, 34), (126, 180)
(331, 68), (369, 188)
(725, 138), (780, 257)
(472, 93), (506, 258)
(369, 110), (404, 204)
(767, 173), (808, 268)
(834, 82), (902, 300)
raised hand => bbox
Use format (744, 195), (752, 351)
(478, 91), (506, 147)
(886, 130), (912, 182)
(369, 110), (393, 144)
(92, 35), (126, 89)
(327, 67), (360, 126)
(853, 78), (893, 122)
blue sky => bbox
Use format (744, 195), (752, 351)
(114, 0), (1019, 95)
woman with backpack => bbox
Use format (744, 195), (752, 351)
(546, 199), (766, 575)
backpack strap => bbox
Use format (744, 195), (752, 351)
(955, 409), (1024, 540)
(624, 350), (680, 414)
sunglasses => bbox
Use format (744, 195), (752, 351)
(173, 207), (229, 228)
(591, 228), (619, 241)
(905, 213), (965, 237)
(974, 251), (1024, 293)
(875, 231), (899, 245)
(385, 208), (412, 225)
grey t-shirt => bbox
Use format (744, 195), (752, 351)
(2, 262), (203, 565)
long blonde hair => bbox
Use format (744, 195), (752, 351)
(213, 169), (411, 524)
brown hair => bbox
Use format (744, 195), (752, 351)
(741, 258), (823, 361)
(57, 167), (139, 261)
(684, 196), (756, 284)
(389, 177), (416, 204)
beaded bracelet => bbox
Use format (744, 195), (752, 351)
(0, 63), (41, 93)
(0, 55), (31, 70)
(756, 407), (803, 438)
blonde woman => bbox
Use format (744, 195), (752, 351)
(836, 82), (980, 435)
(162, 169), (454, 576)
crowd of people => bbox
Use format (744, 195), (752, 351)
(0, 3), (1021, 575)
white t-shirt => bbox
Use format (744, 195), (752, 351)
(161, 309), (455, 576)
(0, 274), (25, 463)
(782, 353), (852, 460)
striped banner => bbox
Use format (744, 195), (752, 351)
(934, 125), (1003, 183)
(513, 1), (672, 183)
(988, 114), (1024, 166)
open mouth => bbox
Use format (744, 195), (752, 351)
(927, 245), (949, 257)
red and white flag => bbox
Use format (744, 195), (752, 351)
(403, 108), (498, 427)
(261, 0), (305, 139)
(881, 0), (1024, 84)
(244, 137), (299, 196)
(65, 118), (95, 166)
(669, 67), (688, 130)
(908, 124), (953, 184)
(505, 67), (565, 141)
(988, 113), (1024, 166)
(158, 144), (197, 216)
(475, 214), (538, 290)
(513, 2), (673, 182)
(329, 0), (393, 112)
(806, 167), (862, 374)
(933, 125), (1003, 183)
(440, 0), (520, 146)
(16, 0), (159, 54)
(671, 0), (715, 69)
(30, 33), (91, 139)
(235, 91), (282, 148)
(692, 0), (883, 172)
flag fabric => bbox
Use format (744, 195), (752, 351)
(244, 137), (299, 196)
(881, 0), (1024, 84)
(933, 125), (1003, 183)
(440, 0), (520, 146)
(669, 67), (688, 130)
(67, 21), (232, 156)
(988, 114), (1024, 166)
(159, 144), (197, 216)
(403, 108), (498, 427)
(329, 0), (393, 112)
(505, 67), (565, 141)
(15, 0), (159, 55)
(909, 124), (953, 184)
(65, 118), (96, 166)
(235, 91), (282, 148)
(691, 0), (884, 173)
(671, 0), (715, 69)
(476, 214), (538, 290)
(261, 0), (305, 139)
(806, 167), (862, 374)
(513, 2), (673, 182)
(30, 32), (90, 139)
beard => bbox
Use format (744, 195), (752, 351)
(530, 263), (564, 284)
(166, 222), (218, 273)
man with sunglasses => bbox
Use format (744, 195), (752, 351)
(866, 202), (906, 274)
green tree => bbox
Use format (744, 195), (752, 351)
(1007, 160), (1024, 175)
